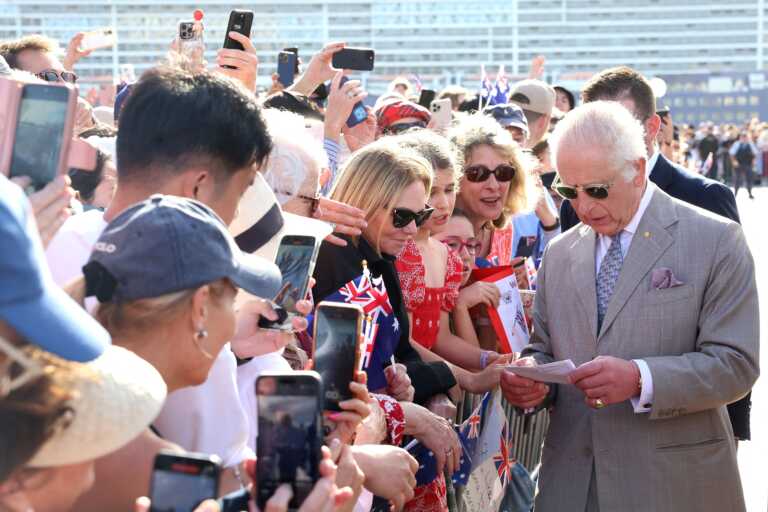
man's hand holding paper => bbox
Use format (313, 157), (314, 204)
(500, 357), (550, 409)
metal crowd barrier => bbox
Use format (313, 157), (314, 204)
(448, 391), (550, 512)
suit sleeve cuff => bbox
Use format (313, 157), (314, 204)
(630, 359), (654, 413)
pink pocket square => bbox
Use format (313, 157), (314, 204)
(651, 267), (684, 290)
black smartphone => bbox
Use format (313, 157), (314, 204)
(256, 372), (323, 511)
(223, 10), (254, 51)
(339, 76), (368, 128)
(418, 89), (436, 109)
(283, 47), (300, 74)
(9, 83), (75, 190)
(332, 47), (375, 71)
(313, 302), (363, 411)
(148, 450), (221, 512)
(277, 51), (297, 87)
(258, 235), (318, 331)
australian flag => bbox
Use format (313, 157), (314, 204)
(490, 65), (510, 106)
(315, 266), (399, 391)
(479, 64), (493, 103)
(408, 391), (497, 487)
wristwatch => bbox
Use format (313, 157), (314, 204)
(541, 218), (560, 231)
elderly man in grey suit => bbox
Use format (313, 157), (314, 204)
(501, 101), (759, 512)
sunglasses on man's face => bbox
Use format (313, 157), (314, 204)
(551, 174), (614, 201)
(464, 164), (516, 183)
(391, 206), (434, 229)
(383, 121), (427, 135)
(440, 236), (482, 255)
(36, 69), (78, 84)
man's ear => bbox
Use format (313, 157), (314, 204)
(180, 170), (211, 200)
(645, 114), (661, 144)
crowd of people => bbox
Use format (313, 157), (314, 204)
(0, 24), (760, 512)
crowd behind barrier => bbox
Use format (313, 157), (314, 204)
(0, 16), (760, 512)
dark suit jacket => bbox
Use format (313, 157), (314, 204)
(559, 154), (751, 439)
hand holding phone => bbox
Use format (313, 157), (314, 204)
(223, 10), (254, 52)
(80, 28), (116, 52)
(148, 450), (221, 512)
(256, 372), (324, 511)
(177, 13), (205, 72)
(337, 76), (368, 129)
(313, 302), (364, 411)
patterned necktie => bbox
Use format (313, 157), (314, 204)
(596, 234), (624, 332)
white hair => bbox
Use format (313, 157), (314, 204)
(261, 108), (327, 204)
(550, 100), (646, 182)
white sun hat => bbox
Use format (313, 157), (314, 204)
(28, 345), (167, 467)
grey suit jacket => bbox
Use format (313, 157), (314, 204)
(525, 188), (759, 512)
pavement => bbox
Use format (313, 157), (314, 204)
(734, 185), (768, 511)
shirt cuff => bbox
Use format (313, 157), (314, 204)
(630, 359), (653, 413)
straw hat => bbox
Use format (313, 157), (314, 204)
(28, 345), (167, 467)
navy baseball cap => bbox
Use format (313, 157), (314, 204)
(0, 175), (110, 362)
(83, 195), (281, 303)
(483, 103), (529, 135)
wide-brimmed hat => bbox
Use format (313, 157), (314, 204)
(229, 173), (332, 263)
(83, 195), (282, 302)
(28, 345), (167, 467)
(0, 176), (109, 362)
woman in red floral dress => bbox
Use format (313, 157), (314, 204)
(394, 130), (507, 512)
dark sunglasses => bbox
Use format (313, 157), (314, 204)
(551, 174), (614, 200)
(36, 69), (78, 84)
(383, 121), (427, 135)
(441, 236), (482, 255)
(391, 206), (434, 228)
(464, 164), (516, 183)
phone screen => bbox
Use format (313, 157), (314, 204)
(149, 459), (218, 512)
(256, 375), (322, 510)
(9, 84), (69, 190)
(274, 235), (316, 313)
(314, 305), (361, 411)
(277, 52), (297, 87)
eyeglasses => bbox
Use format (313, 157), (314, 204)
(441, 236), (482, 255)
(383, 121), (427, 135)
(36, 69), (78, 83)
(391, 206), (434, 228)
(464, 164), (516, 183)
(551, 174), (615, 201)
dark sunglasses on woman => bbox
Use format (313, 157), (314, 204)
(391, 206), (434, 228)
(440, 236), (482, 255)
(464, 164), (516, 183)
(551, 174), (614, 200)
(36, 69), (78, 84)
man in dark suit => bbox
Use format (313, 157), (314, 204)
(558, 66), (749, 441)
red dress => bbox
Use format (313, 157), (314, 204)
(396, 239), (463, 349)
(395, 239), (462, 512)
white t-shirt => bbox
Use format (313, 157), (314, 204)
(46, 209), (107, 286)
(45, 209), (253, 467)
(236, 350), (291, 452)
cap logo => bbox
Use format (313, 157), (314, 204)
(93, 242), (117, 254)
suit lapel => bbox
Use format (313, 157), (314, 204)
(598, 191), (677, 340)
(569, 224), (599, 339)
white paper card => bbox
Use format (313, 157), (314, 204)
(505, 359), (577, 384)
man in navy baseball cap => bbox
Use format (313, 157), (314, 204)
(0, 175), (110, 361)
(82, 194), (282, 304)
(483, 103), (530, 145)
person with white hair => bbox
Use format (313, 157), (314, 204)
(502, 101), (758, 512)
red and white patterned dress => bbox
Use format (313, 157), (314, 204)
(395, 239), (463, 350)
(395, 239), (462, 512)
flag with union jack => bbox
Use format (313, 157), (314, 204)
(311, 264), (399, 391)
(490, 64), (511, 106)
(493, 424), (515, 487)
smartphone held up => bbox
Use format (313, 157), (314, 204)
(148, 450), (221, 512)
(256, 372), (324, 511)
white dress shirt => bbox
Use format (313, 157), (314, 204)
(594, 181), (656, 413)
